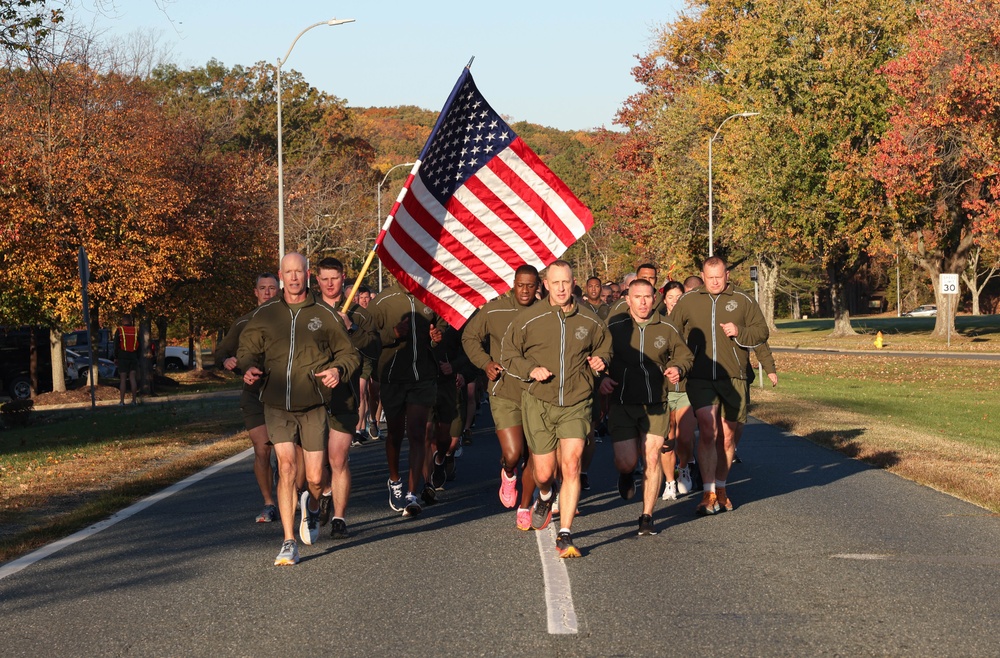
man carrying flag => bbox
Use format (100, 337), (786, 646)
(372, 66), (593, 327)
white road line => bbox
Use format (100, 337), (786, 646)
(0, 448), (253, 582)
(535, 524), (579, 634)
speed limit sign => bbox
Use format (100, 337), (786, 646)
(940, 273), (959, 295)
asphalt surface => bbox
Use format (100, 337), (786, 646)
(2, 403), (999, 656)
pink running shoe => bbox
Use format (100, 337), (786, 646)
(499, 468), (518, 508)
(516, 508), (531, 531)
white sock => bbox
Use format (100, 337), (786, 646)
(559, 527), (571, 535)
(539, 489), (553, 502)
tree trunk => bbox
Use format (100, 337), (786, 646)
(791, 291), (801, 320)
(139, 314), (153, 395)
(155, 316), (168, 373)
(828, 266), (857, 336)
(49, 328), (66, 393)
(756, 257), (779, 332)
(193, 325), (204, 371)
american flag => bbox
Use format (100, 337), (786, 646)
(375, 68), (593, 327)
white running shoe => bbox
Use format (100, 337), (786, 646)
(677, 466), (692, 495)
(299, 490), (319, 545)
(661, 480), (678, 501)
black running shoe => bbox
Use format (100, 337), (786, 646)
(637, 514), (658, 536)
(580, 472), (591, 491)
(461, 428), (473, 445)
(555, 531), (581, 558)
(330, 518), (350, 539)
(444, 452), (457, 481)
(431, 451), (447, 489)
(617, 472), (636, 500)
(421, 482), (438, 505)
(351, 432), (366, 447)
(318, 493), (333, 527)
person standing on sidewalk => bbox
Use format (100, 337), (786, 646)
(238, 253), (359, 566)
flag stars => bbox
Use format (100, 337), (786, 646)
(474, 134), (483, 143)
(486, 133), (495, 141)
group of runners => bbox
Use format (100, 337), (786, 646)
(217, 253), (773, 565)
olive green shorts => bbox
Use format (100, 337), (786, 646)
(326, 410), (358, 435)
(381, 379), (437, 419)
(489, 394), (523, 432)
(608, 402), (668, 442)
(360, 356), (376, 381)
(521, 392), (592, 456)
(429, 376), (462, 435)
(264, 404), (328, 452)
(667, 390), (691, 412)
(686, 377), (748, 424)
(240, 389), (266, 431)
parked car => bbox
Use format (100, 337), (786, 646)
(1, 326), (55, 400)
(164, 346), (194, 370)
(66, 349), (118, 380)
(903, 304), (937, 317)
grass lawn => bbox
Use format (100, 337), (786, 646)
(770, 313), (1000, 352)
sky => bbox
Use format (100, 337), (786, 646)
(78, 0), (687, 132)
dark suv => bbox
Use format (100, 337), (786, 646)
(0, 327), (55, 400)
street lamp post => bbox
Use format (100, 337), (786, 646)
(376, 162), (415, 292)
(708, 111), (759, 257)
(276, 17), (355, 263)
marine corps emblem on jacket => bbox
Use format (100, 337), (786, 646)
(307, 317), (323, 331)
(575, 326), (589, 340)
(725, 300), (738, 312)
(654, 335), (666, 350)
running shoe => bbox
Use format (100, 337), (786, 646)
(555, 531), (581, 558)
(462, 428), (473, 445)
(403, 493), (423, 517)
(531, 496), (553, 530)
(444, 452), (457, 481)
(255, 504), (278, 523)
(637, 514), (658, 536)
(516, 508), (532, 531)
(330, 517), (350, 539)
(420, 482), (437, 506)
(387, 478), (405, 512)
(696, 490), (720, 516)
(431, 451), (447, 489)
(617, 472), (636, 500)
(351, 432), (366, 447)
(552, 491), (560, 515)
(716, 486), (734, 512)
(499, 468), (518, 508)
(318, 492), (333, 527)
(690, 463), (703, 491)
(299, 490), (319, 545)
(274, 539), (299, 566)
(366, 419), (380, 440)
(677, 466), (692, 495)
(580, 472), (591, 491)
(661, 480), (678, 501)
(454, 444), (464, 459)
(733, 451), (742, 464)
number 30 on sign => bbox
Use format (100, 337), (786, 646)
(940, 273), (959, 295)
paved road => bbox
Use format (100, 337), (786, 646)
(2, 404), (998, 656)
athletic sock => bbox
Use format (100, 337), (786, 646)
(539, 489), (553, 502)
(559, 527), (571, 535)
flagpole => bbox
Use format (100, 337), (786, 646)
(342, 64), (476, 314)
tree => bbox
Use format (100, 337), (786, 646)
(0, 0), (62, 55)
(871, 0), (1000, 337)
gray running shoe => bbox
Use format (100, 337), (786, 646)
(299, 490), (319, 545)
(274, 539), (299, 566)
(388, 479), (405, 511)
(555, 530), (581, 558)
(255, 504), (278, 523)
(531, 495), (553, 530)
(367, 419), (380, 440)
(403, 493), (422, 517)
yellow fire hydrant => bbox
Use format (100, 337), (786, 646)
(874, 330), (884, 349)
